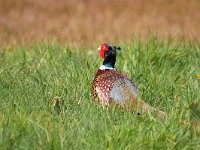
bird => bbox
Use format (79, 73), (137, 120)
(92, 43), (166, 119)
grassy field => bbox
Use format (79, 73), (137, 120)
(0, 38), (200, 149)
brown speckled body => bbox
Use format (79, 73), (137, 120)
(92, 69), (138, 106)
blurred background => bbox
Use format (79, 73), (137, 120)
(0, 0), (200, 45)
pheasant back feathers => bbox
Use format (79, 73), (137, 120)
(92, 69), (138, 106)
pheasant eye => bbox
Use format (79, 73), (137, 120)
(108, 47), (112, 50)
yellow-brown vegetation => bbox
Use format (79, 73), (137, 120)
(0, 0), (200, 44)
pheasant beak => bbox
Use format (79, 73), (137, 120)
(97, 46), (101, 51)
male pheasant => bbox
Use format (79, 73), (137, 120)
(92, 43), (166, 118)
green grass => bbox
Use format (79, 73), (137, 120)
(0, 38), (200, 149)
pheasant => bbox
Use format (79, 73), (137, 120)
(92, 43), (166, 119)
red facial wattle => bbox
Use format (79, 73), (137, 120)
(100, 44), (108, 58)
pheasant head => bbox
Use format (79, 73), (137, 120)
(98, 43), (121, 69)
